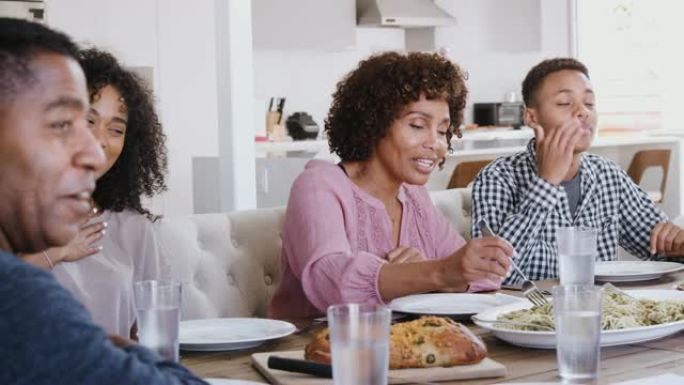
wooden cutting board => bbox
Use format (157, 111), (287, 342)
(251, 350), (506, 385)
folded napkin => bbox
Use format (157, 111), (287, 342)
(467, 278), (501, 293)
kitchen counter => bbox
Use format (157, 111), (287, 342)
(256, 129), (680, 158)
(254, 126), (534, 157)
(250, 130), (683, 217)
(449, 133), (680, 157)
(255, 139), (329, 154)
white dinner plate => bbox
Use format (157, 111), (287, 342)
(389, 293), (525, 317)
(473, 289), (684, 349)
(594, 261), (684, 282)
(180, 318), (296, 352)
(204, 379), (266, 385)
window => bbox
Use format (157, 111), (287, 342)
(576, 0), (684, 132)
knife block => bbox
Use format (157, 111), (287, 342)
(266, 111), (281, 139)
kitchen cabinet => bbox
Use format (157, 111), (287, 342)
(0, 0), (45, 22)
(252, 0), (355, 50)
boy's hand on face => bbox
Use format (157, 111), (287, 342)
(530, 120), (583, 185)
(650, 221), (684, 256)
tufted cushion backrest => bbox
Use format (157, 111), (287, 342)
(155, 208), (285, 320)
(429, 188), (472, 240)
(156, 188), (472, 319)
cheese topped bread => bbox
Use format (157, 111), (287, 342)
(305, 316), (487, 369)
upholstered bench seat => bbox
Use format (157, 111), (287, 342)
(155, 188), (471, 319)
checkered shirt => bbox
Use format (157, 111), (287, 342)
(471, 139), (667, 284)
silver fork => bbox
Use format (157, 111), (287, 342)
(478, 219), (549, 308)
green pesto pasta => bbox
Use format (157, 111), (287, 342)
(497, 289), (684, 331)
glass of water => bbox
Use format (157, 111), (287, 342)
(327, 303), (391, 385)
(556, 227), (598, 285)
(553, 285), (602, 383)
(133, 280), (182, 362)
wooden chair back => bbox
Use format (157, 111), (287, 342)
(626, 149), (671, 203)
(447, 160), (493, 189)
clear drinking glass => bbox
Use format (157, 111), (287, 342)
(553, 285), (602, 383)
(556, 227), (598, 285)
(133, 280), (182, 362)
(327, 304), (391, 385)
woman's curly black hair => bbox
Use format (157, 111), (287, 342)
(78, 48), (167, 221)
(326, 51), (468, 163)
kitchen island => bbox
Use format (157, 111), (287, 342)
(253, 129), (682, 217)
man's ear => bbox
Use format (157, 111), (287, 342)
(524, 107), (537, 127)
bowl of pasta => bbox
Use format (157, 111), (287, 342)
(472, 289), (684, 349)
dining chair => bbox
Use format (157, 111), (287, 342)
(446, 159), (493, 189)
(626, 149), (671, 203)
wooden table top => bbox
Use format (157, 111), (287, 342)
(182, 271), (684, 384)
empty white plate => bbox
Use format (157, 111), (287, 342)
(594, 261), (684, 282)
(180, 318), (296, 352)
(389, 293), (524, 317)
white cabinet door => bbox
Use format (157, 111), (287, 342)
(0, 0), (45, 22)
(252, 0), (355, 50)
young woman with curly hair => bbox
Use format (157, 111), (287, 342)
(269, 52), (513, 319)
(22, 48), (168, 337)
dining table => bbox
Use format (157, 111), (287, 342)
(182, 270), (684, 384)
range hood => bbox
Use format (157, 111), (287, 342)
(357, 0), (455, 28)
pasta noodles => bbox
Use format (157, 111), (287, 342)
(497, 286), (684, 332)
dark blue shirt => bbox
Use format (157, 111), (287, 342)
(0, 250), (208, 385)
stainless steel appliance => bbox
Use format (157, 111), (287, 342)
(473, 102), (525, 129)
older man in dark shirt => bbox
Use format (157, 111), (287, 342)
(0, 18), (206, 385)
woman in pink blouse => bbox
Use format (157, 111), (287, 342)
(269, 52), (513, 319)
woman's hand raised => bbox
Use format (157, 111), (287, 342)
(20, 218), (106, 270)
(54, 220), (107, 263)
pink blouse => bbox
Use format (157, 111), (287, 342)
(269, 160), (493, 320)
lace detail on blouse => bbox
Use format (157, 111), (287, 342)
(369, 205), (385, 252)
(404, 189), (432, 251)
(353, 192), (369, 252)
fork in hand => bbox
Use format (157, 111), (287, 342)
(478, 219), (549, 308)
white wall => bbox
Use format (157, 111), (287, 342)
(47, 0), (220, 216)
(435, 0), (572, 122)
(156, 0), (220, 214)
(47, 0), (158, 66)
(47, 0), (574, 214)
(252, 27), (406, 136)
(252, 0), (572, 130)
